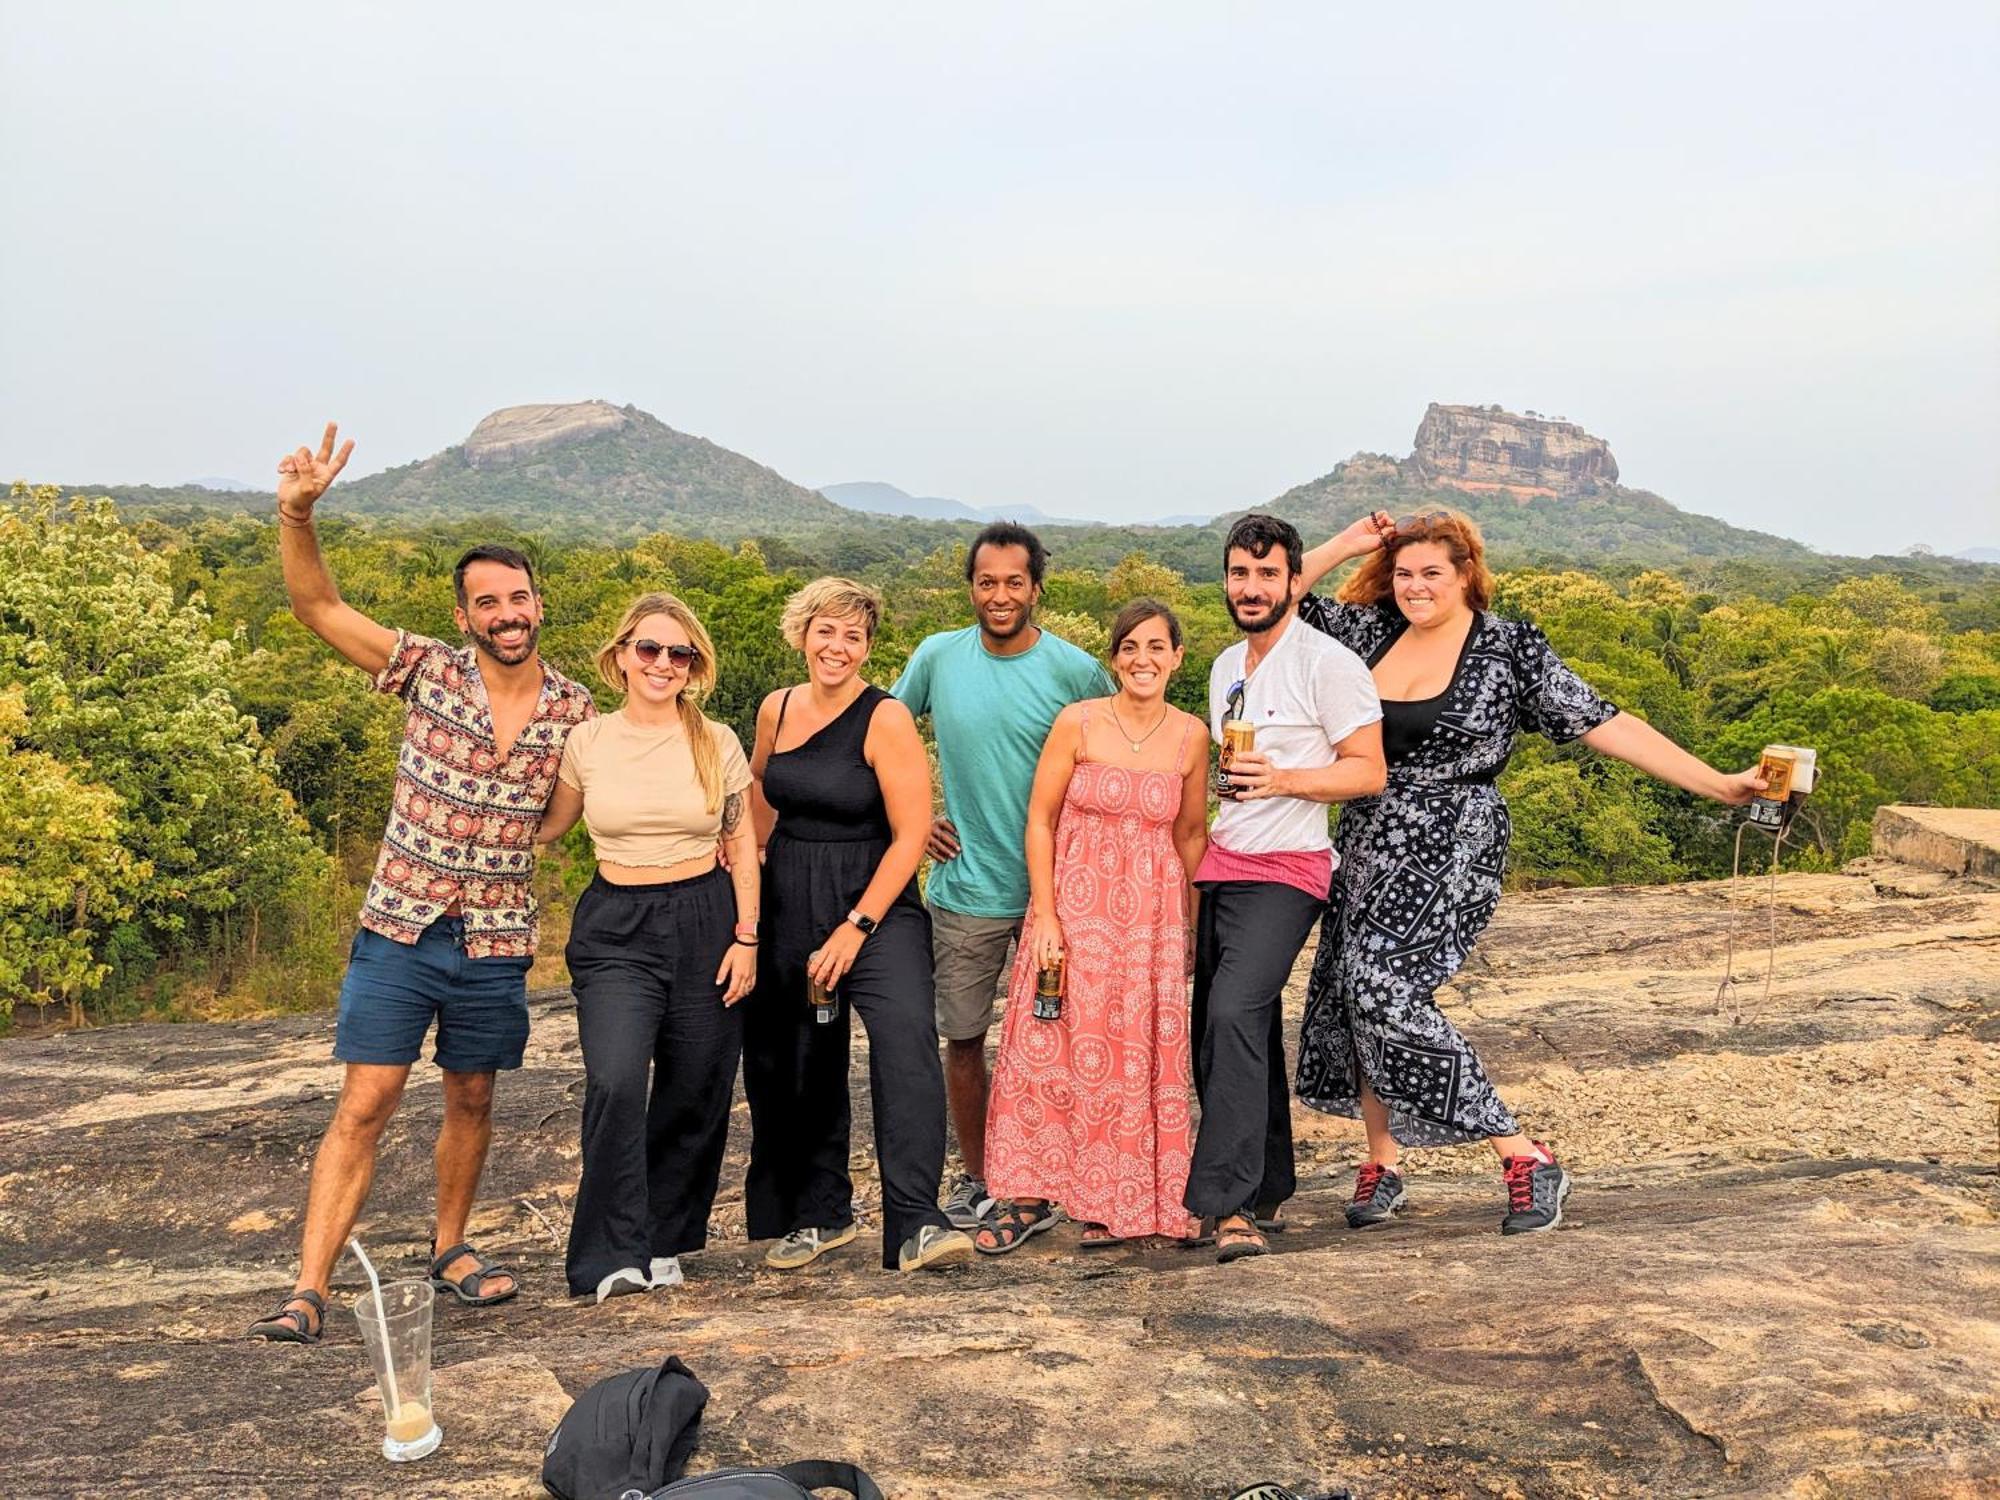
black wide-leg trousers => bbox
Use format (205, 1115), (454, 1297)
(564, 869), (742, 1296)
(1184, 878), (1325, 1220)
(743, 900), (951, 1267)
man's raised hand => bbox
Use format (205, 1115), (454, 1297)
(276, 422), (355, 517)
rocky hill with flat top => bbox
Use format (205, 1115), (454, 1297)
(2, 811), (1994, 1496)
(323, 401), (848, 538)
(1411, 402), (1621, 497)
(461, 400), (634, 469)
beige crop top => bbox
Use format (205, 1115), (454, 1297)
(556, 710), (751, 867)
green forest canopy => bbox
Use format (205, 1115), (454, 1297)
(3, 481), (1998, 1027)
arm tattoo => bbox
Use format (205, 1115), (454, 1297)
(721, 791), (744, 836)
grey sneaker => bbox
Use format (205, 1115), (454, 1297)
(1499, 1145), (1571, 1235)
(898, 1223), (976, 1271)
(1344, 1164), (1407, 1229)
(941, 1174), (995, 1230)
(764, 1222), (858, 1270)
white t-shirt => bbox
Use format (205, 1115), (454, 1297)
(1208, 617), (1382, 855)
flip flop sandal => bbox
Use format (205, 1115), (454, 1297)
(1215, 1216), (1270, 1264)
(428, 1240), (519, 1306)
(247, 1288), (326, 1344)
(1078, 1224), (1126, 1250)
(973, 1200), (1060, 1256)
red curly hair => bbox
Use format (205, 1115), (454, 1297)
(1337, 509), (1494, 613)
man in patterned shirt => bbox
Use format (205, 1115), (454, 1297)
(249, 424), (595, 1345)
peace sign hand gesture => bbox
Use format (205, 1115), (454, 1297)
(276, 422), (355, 519)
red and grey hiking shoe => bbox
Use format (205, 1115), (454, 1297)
(1499, 1143), (1570, 1235)
(1344, 1162), (1407, 1228)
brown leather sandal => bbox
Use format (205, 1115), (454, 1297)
(1215, 1214), (1269, 1264)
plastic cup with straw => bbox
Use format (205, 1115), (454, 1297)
(349, 1235), (443, 1461)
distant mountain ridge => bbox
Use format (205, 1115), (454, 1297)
(818, 480), (1085, 526)
(64, 398), (1988, 579)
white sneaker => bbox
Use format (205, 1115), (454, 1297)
(648, 1256), (684, 1288)
(594, 1266), (649, 1304)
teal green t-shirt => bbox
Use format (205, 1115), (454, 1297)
(892, 625), (1112, 919)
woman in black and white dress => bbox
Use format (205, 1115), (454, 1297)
(1292, 510), (1762, 1234)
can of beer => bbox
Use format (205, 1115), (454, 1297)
(1756, 747), (1798, 802)
(807, 955), (838, 1026)
(1215, 720), (1255, 800)
(1033, 954), (1064, 1022)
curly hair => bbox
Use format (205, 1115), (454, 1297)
(1338, 509), (1494, 613)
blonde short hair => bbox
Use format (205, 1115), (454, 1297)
(780, 577), (883, 650)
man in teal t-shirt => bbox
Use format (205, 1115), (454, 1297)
(893, 522), (1110, 1229)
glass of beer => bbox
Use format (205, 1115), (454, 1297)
(353, 1279), (442, 1462)
(807, 952), (838, 1025)
(1214, 720), (1255, 801)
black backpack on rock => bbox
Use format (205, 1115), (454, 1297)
(542, 1354), (881, 1500)
(645, 1460), (883, 1498)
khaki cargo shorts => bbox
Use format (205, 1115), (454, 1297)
(929, 905), (1023, 1042)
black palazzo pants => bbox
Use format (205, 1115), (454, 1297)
(742, 828), (952, 1267)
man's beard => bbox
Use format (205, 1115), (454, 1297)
(1225, 593), (1289, 635)
(468, 620), (541, 665)
(978, 604), (1034, 641)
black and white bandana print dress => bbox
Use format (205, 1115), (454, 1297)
(1292, 594), (1618, 1147)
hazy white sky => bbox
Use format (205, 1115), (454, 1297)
(3, 3), (1995, 554)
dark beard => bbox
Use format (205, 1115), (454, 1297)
(978, 606), (1034, 642)
(468, 620), (540, 665)
(1225, 594), (1289, 635)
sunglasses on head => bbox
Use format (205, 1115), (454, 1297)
(1394, 510), (1452, 533)
(630, 639), (700, 668)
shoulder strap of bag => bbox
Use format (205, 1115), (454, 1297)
(774, 1459), (884, 1500)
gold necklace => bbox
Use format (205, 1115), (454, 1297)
(1109, 699), (1170, 754)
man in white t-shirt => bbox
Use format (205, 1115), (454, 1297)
(1188, 513), (1385, 1263)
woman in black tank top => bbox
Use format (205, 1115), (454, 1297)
(741, 579), (971, 1273)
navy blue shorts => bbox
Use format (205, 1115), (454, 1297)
(333, 918), (533, 1072)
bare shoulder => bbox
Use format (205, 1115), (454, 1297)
(756, 686), (795, 722)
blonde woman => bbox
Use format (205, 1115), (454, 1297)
(538, 592), (759, 1301)
(742, 578), (973, 1273)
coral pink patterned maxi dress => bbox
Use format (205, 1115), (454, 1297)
(984, 710), (1196, 1238)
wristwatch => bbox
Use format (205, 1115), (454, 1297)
(846, 909), (878, 937)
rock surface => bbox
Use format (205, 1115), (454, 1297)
(3, 832), (1996, 1498)
(463, 400), (633, 469)
(1873, 803), (2000, 882)
(1411, 403), (1620, 497)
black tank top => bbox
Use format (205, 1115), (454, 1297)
(1370, 615), (1485, 775)
(1379, 694), (1447, 766)
(761, 685), (893, 843)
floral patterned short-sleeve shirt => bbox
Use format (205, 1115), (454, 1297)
(358, 631), (595, 957)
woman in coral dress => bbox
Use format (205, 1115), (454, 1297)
(977, 600), (1211, 1250)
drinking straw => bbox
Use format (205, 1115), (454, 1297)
(347, 1235), (405, 1420)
